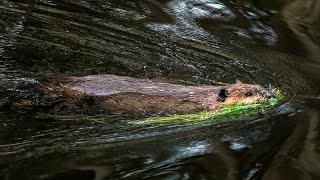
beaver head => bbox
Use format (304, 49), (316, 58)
(217, 81), (274, 107)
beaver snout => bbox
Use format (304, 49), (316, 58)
(264, 88), (275, 99)
(268, 93), (275, 99)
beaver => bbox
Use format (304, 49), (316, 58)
(36, 74), (274, 118)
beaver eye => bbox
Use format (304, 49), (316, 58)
(245, 91), (253, 97)
(218, 89), (228, 102)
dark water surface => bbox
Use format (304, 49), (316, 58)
(1, 0), (320, 179)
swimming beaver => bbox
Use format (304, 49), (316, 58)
(39, 75), (274, 117)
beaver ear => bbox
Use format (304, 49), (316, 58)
(235, 79), (244, 84)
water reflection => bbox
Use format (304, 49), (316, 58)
(280, 0), (320, 88)
(263, 108), (320, 180)
(62, 161), (113, 180)
(147, 0), (225, 45)
(147, 0), (277, 46)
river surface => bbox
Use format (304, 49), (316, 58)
(0, 0), (320, 179)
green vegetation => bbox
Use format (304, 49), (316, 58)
(133, 88), (284, 125)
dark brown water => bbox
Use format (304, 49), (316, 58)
(0, 0), (320, 179)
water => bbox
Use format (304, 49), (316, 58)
(0, 0), (320, 179)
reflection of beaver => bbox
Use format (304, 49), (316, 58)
(40, 75), (274, 117)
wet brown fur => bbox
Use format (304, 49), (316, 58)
(41, 75), (273, 117)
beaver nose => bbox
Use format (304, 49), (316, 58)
(268, 94), (274, 99)
(262, 87), (275, 99)
(266, 91), (275, 99)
